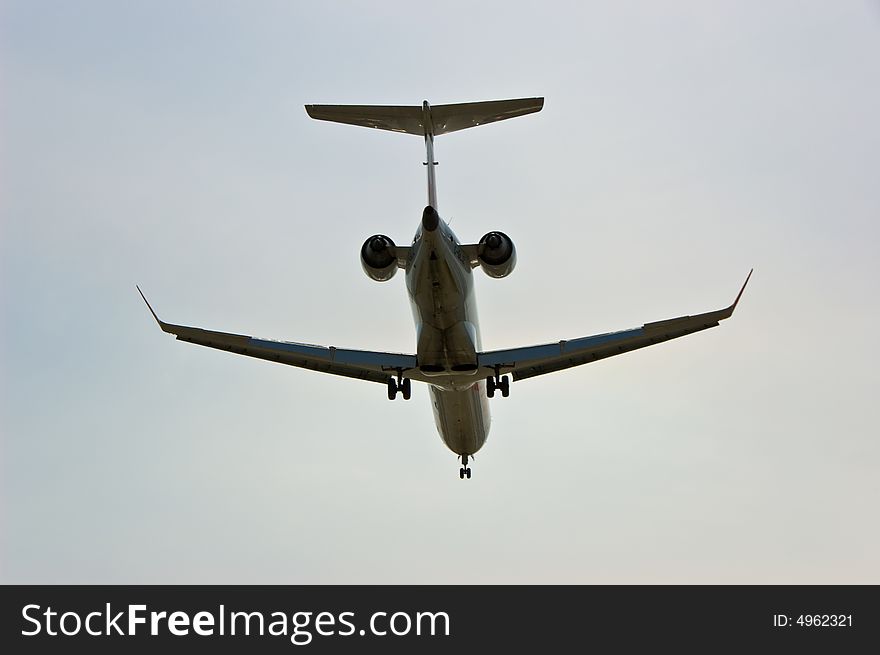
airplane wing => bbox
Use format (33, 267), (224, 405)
(477, 271), (752, 382)
(137, 287), (416, 384)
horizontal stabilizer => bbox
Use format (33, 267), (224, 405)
(305, 97), (544, 137)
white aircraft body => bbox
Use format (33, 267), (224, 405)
(139, 97), (750, 479)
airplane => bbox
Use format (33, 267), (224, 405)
(138, 97), (751, 479)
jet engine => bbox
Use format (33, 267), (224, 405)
(478, 231), (516, 278)
(360, 234), (398, 281)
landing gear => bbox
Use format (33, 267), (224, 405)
(387, 374), (412, 400)
(458, 454), (472, 479)
(486, 373), (510, 398)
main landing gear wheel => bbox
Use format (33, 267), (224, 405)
(387, 375), (412, 401)
(486, 374), (509, 398)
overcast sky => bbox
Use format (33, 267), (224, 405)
(2, 1), (879, 583)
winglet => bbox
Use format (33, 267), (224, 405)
(705, 268), (754, 323)
(137, 285), (169, 331)
(729, 268), (753, 313)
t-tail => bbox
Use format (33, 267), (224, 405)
(304, 98), (544, 211)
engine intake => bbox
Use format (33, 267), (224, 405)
(478, 231), (516, 278)
(361, 234), (398, 281)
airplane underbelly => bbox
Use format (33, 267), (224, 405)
(429, 383), (490, 455)
(409, 235), (481, 372)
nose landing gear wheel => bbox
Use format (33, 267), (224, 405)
(387, 378), (398, 400)
(458, 454), (472, 479)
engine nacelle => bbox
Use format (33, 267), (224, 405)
(478, 231), (516, 278)
(361, 234), (398, 281)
